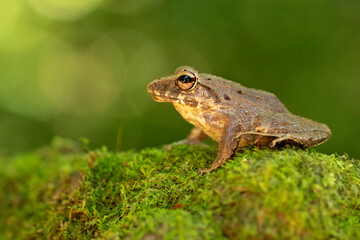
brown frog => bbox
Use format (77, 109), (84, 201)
(147, 66), (331, 174)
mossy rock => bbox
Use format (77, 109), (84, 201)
(1, 138), (359, 239)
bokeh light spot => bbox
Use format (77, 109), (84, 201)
(0, 1), (21, 43)
(126, 42), (167, 117)
(104, 0), (161, 15)
(38, 39), (79, 112)
(73, 36), (124, 115)
(27, 0), (103, 21)
(38, 36), (124, 116)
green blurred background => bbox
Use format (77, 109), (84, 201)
(0, 0), (359, 158)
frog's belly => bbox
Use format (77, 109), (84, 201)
(194, 113), (224, 142)
(173, 104), (223, 142)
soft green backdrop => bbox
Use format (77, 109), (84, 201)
(0, 0), (359, 157)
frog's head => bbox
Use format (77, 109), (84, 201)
(147, 66), (220, 109)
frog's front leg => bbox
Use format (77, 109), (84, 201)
(164, 127), (208, 150)
(198, 118), (241, 175)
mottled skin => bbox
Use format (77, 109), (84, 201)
(147, 66), (331, 174)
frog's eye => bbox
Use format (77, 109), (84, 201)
(175, 71), (198, 91)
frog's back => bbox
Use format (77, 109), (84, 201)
(199, 73), (289, 114)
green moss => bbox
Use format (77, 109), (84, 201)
(1, 139), (359, 239)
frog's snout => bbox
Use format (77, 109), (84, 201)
(147, 78), (181, 103)
(147, 80), (160, 94)
(147, 79), (167, 102)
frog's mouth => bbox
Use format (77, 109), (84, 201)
(150, 93), (179, 103)
(147, 80), (180, 103)
(151, 94), (199, 108)
(151, 94), (171, 102)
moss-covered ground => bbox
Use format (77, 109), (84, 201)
(1, 138), (360, 239)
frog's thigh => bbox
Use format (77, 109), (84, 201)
(255, 113), (328, 147)
(237, 131), (304, 148)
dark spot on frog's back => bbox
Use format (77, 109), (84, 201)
(223, 94), (230, 101)
(237, 90), (243, 95)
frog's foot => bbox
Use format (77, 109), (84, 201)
(164, 139), (208, 150)
(270, 135), (287, 147)
(270, 134), (302, 148)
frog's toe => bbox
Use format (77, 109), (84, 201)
(164, 140), (187, 150)
(197, 169), (207, 175)
(270, 134), (289, 147)
(270, 134), (305, 148)
(190, 140), (208, 147)
(198, 168), (212, 175)
(163, 144), (174, 150)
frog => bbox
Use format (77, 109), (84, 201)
(147, 66), (331, 175)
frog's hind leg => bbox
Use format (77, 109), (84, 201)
(254, 113), (331, 148)
(236, 131), (307, 149)
(236, 131), (281, 148)
(269, 134), (303, 148)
